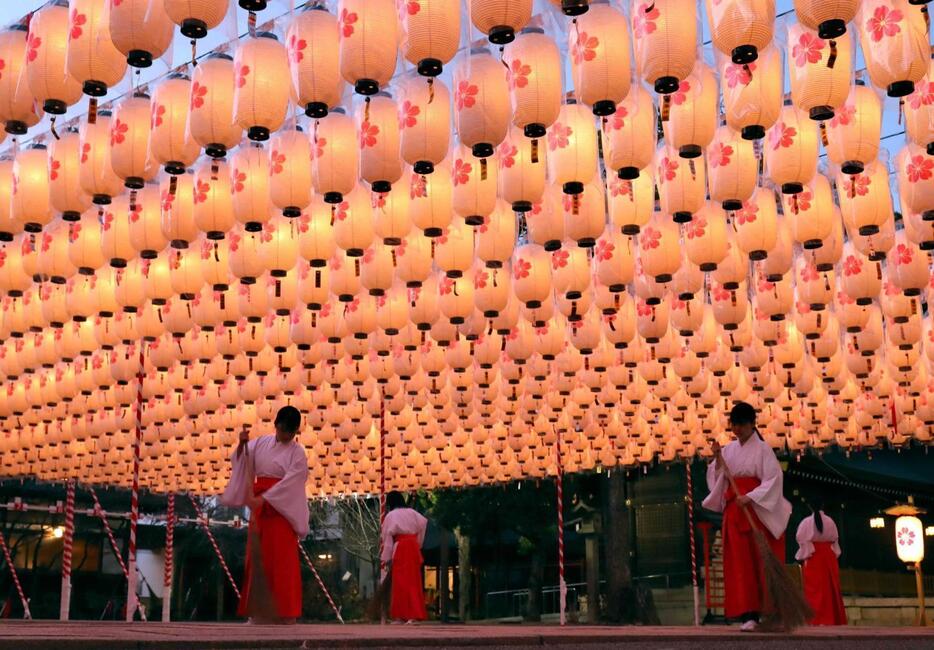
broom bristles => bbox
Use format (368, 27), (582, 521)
(752, 528), (812, 632)
(366, 573), (392, 621)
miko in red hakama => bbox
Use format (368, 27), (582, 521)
(236, 476), (302, 619)
(389, 533), (428, 621)
(796, 512), (847, 625)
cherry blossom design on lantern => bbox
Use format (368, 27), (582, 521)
(800, 263), (820, 282)
(735, 201), (759, 225)
(396, 239), (408, 257)
(640, 227), (661, 250)
(26, 34), (41, 63)
(896, 524), (916, 547)
(571, 31), (599, 65)
(439, 277), (454, 295)
(636, 301), (653, 317)
(498, 142), (517, 169)
(907, 80), (934, 111)
(792, 32), (825, 67)
(474, 270), (489, 289)
(769, 122), (796, 151)
(551, 249), (569, 269)
(476, 216), (489, 233)
(68, 223), (81, 243)
(892, 243), (913, 267)
(724, 62), (755, 88)
(371, 192), (386, 210)
(409, 174), (427, 200)
(334, 201), (350, 221)
(0, 59), (6, 82)
(757, 277), (775, 292)
(49, 158), (60, 181)
(506, 59), (531, 91)
(269, 149), (286, 175)
(231, 168), (247, 193)
(190, 82), (207, 110)
(609, 177), (632, 198)
(398, 100), (420, 130)
(513, 258), (532, 280)
(358, 120), (379, 149)
(129, 202), (142, 222)
(884, 280), (900, 296)
(40, 233), (52, 253)
(685, 217), (707, 239)
(709, 142), (733, 168)
(632, 2), (659, 39)
(161, 189), (175, 213)
(547, 122), (572, 151)
(796, 189), (812, 211)
(669, 80), (691, 105)
(151, 103), (166, 129)
(236, 64), (250, 88)
(712, 285), (731, 302)
(847, 174), (871, 198)
(400, 0), (421, 17)
(200, 239), (213, 259)
(842, 255), (863, 276)
(796, 300), (812, 314)
(657, 157), (678, 184)
(607, 105), (628, 131)
(453, 158), (472, 186)
(837, 290), (855, 306)
(70, 10), (86, 40)
(595, 239), (615, 261)
(829, 104), (855, 128)
(193, 179), (210, 204)
(455, 80), (478, 111)
(361, 247), (376, 264)
(866, 5), (903, 42)
(288, 34), (307, 64)
(100, 210), (115, 231)
(339, 8), (358, 37)
(110, 119), (128, 147)
(907, 155), (934, 183)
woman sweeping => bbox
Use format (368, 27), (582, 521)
(796, 501), (847, 626)
(380, 491), (428, 623)
(702, 402), (792, 632)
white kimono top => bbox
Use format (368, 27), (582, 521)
(220, 435), (311, 538)
(380, 507), (428, 565)
(702, 434), (792, 540)
(795, 512), (841, 561)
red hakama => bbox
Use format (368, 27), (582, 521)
(390, 534), (427, 621)
(722, 476), (786, 619)
(803, 541), (847, 625)
(237, 476), (302, 619)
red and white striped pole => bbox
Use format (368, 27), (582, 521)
(163, 493), (175, 623)
(127, 343), (145, 622)
(187, 495), (241, 599)
(59, 480), (76, 621)
(88, 486), (147, 621)
(685, 459), (700, 626)
(298, 541), (344, 623)
(556, 426), (566, 627)
(378, 390), (386, 625)
(0, 529), (30, 619)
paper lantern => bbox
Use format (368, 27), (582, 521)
(68, 209), (106, 274)
(399, 0), (460, 77)
(512, 244), (551, 308)
(399, 77), (451, 175)
(684, 203), (729, 271)
(525, 187), (564, 251)
(662, 63), (718, 159)
(733, 188), (778, 261)
(357, 93), (402, 193)
(903, 60), (933, 155)
(895, 143), (934, 221)
(655, 143), (706, 222)
(452, 144), (497, 226)
(547, 102), (597, 195)
(169, 247), (204, 300)
(285, 5), (344, 118)
(706, 0), (775, 65)
(894, 515), (925, 563)
(824, 82), (882, 175)
(67, 0), (127, 97)
(192, 158), (235, 239)
(787, 24), (852, 122)
(260, 216), (300, 277)
(593, 227), (635, 292)
(198, 236), (231, 291)
(228, 144), (270, 231)
(48, 129), (92, 222)
(372, 185), (411, 245)
(793, 0), (858, 40)
(109, 92), (153, 189)
(234, 33), (290, 141)
(150, 73), (201, 175)
(498, 126), (546, 213)
(338, 0), (398, 95)
(856, 0), (929, 98)
(160, 172), (199, 248)
(128, 184), (166, 259)
(453, 48), (509, 159)
(188, 53), (241, 158)
(469, 0), (532, 45)
(563, 182), (606, 247)
(503, 28), (561, 138)
(602, 86), (655, 180)
(0, 25), (43, 135)
(109, 0), (174, 68)
(707, 124), (756, 210)
(269, 127), (312, 218)
(765, 104), (818, 194)
(720, 44), (781, 141)
(298, 202), (335, 269)
(333, 185), (375, 257)
(25, 1), (83, 115)
(36, 221), (75, 284)
(638, 215), (680, 283)
(11, 144), (52, 233)
(164, 0), (229, 39)
(569, 2), (631, 117)
(0, 161), (21, 241)
(100, 198), (137, 268)
(631, 0), (697, 94)
(783, 173), (834, 250)
(360, 243), (394, 296)
(838, 158), (893, 237)
(476, 201), (517, 268)
(608, 168), (654, 235)
(888, 231), (929, 296)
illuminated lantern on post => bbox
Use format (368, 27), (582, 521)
(765, 103), (818, 195)
(399, 77), (451, 175)
(825, 82), (882, 175)
(400, 0), (460, 77)
(503, 27), (561, 139)
(188, 53), (241, 158)
(706, 0), (774, 65)
(707, 124), (756, 211)
(67, 0), (128, 98)
(630, 0), (697, 95)
(234, 33), (290, 141)
(286, 5), (344, 118)
(602, 85), (655, 180)
(338, 0), (399, 95)
(454, 48), (509, 159)
(0, 25), (43, 135)
(787, 23), (852, 121)
(856, 0), (929, 98)
(569, 1), (631, 116)
(498, 126), (546, 213)
(269, 127), (312, 218)
(150, 73), (201, 175)
(548, 101), (597, 195)
(357, 93), (402, 193)
(721, 44), (782, 141)
(12, 144), (52, 233)
(109, 0), (174, 68)
(109, 92), (153, 189)
(164, 0), (229, 39)
(25, 0), (83, 116)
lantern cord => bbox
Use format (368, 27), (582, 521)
(826, 41), (837, 69)
(248, 11), (257, 37)
(49, 116), (59, 141)
(297, 541), (344, 623)
(59, 480), (75, 621)
(0, 529), (30, 619)
(191, 40), (197, 67)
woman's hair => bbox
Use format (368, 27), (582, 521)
(808, 498), (825, 533)
(274, 406), (302, 434)
(386, 490), (406, 511)
(729, 402), (756, 426)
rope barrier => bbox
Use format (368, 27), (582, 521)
(297, 541), (344, 623)
(0, 529), (30, 619)
(187, 495), (241, 599)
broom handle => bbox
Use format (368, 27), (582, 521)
(716, 450), (761, 530)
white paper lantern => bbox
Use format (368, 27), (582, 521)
(234, 33), (290, 141)
(338, 0), (398, 95)
(25, 1), (83, 116)
(286, 5), (344, 118)
(188, 53), (241, 158)
(631, 0), (697, 94)
(67, 0), (127, 97)
(569, 2), (631, 117)
(109, 0), (174, 68)
(503, 27), (561, 138)
(469, 0), (532, 45)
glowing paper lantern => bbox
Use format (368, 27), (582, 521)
(469, 0), (532, 45)
(25, 1), (83, 115)
(150, 73), (201, 175)
(188, 53), (241, 158)
(11, 145), (52, 233)
(453, 48), (510, 159)
(498, 127), (546, 213)
(400, 0), (460, 76)
(0, 25), (43, 135)
(109, 92), (154, 189)
(269, 127), (312, 217)
(838, 158), (893, 237)
(895, 144), (934, 221)
(684, 203), (729, 271)
(903, 61), (933, 154)
(655, 144), (706, 222)
(192, 158), (235, 239)
(569, 2), (631, 116)
(856, 0), (929, 98)
(662, 63), (718, 159)
(783, 174), (834, 250)
(638, 215), (680, 283)
(734, 188), (778, 261)
(707, 124), (756, 210)
(399, 77), (451, 175)
(164, 0), (229, 39)
(547, 102), (597, 195)
(602, 85), (656, 180)
(630, 0), (697, 94)
(67, 0), (128, 97)
(286, 5), (344, 118)
(476, 201), (516, 268)
(128, 184), (167, 259)
(229, 144), (270, 231)
(338, 0), (399, 95)
(333, 186), (375, 257)
(765, 103), (818, 194)
(894, 515), (924, 563)
(787, 23), (853, 121)
(234, 33), (290, 141)
(608, 168), (654, 235)
(503, 27), (561, 138)
(793, 0), (858, 40)
(109, 0), (174, 68)
(706, 0), (775, 65)
(512, 244), (552, 308)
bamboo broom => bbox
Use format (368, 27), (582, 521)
(240, 436), (280, 623)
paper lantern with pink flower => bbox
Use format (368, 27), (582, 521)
(11, 144), (52, 233)
(720, 44), (782, 141)
(637, 215), (680, 283)
(234, 33), (290, 141)
(285, 5), (344, 118)
(168, 246), (204, 301)
(631, 0), (697, 95)
(269, 127), (312, 218)
(608, 167), (654, 236)
(524, 186), (564, 251)
(407, 272), (439, 326)
(684, 202), (729, 271)
(399, 0), (460, 77)
(512, 243), (552, 308)
(733, 187), (778, 261)
(192, 158), (235, 240)
(297, 261), (330, 310)
(433, 219), (475, 278)
(188, 53), (241, 158)
(410, 164), (453, 237)
(895, 143), (934, 220)
(902, 60), (933, 154)
(498, 126), (546, 213)
(782, 173), (833, 250)
(793, 0), (858, 41)
(452, 144), (497, 226)
(563, 181), (607, 247)
(706, 125), (756, 211)
(127, 184), (167, 259)
(100, 196), (137, 269)
(149, 74), (201, 175)
(79, 111), (124, 204)
(837, 158), (893, 238)
(569, 2), (631, 117)
(765, 103), (818, 195)
(356, 93), (403, 192)
(662, 63), (718, 159)
(453, 48), (510, 159)
(338, 0), (398, 95)
(109, 92), (155, 189)
(888, 231), (929, 296)
(794, 257), (834, 310)
(228, 144), (271, 231)
(805, 204), (843, 272)
(602, 85), (656, 180)
(856, 0), (929, 98)
(399, 77), (451, 175)
(476, 201), (517, 268)
(160, 172), (199, 248)
(332, 185), (375, 257)
(787, 23), (852, 122)
(24, 1), (83, 116)
(825, 83), (882, 175)
(547, 102), (597, 195)
(593, 227), (635, 293)
(67, 0), (127, 98)
(109, 0), (174, 68)
(655, 143), (705, 223)
(706, 0), (774, 66)
(394, 234), (433, 288)
(503, 28), (561, 138)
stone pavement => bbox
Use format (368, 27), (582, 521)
(0, 622), (931, 649)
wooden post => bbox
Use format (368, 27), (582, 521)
(584, 531), (599, 623)
(439, 528), (450, 622)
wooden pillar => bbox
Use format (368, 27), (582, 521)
(584, 531), (599, 623)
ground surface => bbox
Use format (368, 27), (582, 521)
(0, 622), (931, 649)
